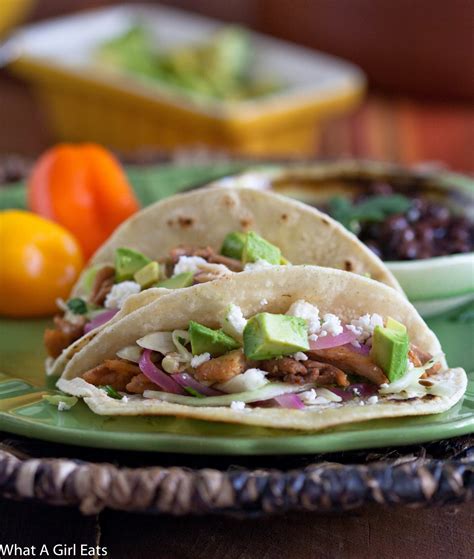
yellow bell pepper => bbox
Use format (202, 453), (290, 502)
(0, 210), (84, 317)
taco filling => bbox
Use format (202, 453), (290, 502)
(76, 301), (444, 409)
(44, 231), (287, 358)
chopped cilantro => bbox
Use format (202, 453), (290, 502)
(99, 385), (123, 399)
(67, 298), (88, 315)
(329, 194), (412, 233)
(184, 386), (205, 398)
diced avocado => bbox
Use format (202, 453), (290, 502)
(115, 248), (151, 282)
(370, 324), (409, 382)
(221, 231), (247, 260)
(243, 313), (309, 360)
(156, 272), (194, 289)
(386, 317), (407, 334)
(80, 265), (102, 295)
(242, 231), (281, 265)
(134, 261), (160, 288)
(189, 321), (240, 356)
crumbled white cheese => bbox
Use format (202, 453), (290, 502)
(380, 383), (389, 389)
(222, 304), (247, 340)
(299, 389), (316, 404)
(320, 313), (343, 337)
(293, 352), (308, 361)
(230, 400), (246, 411)
(190, 353), (211, 368)
(346, 313), (384, 344)
(121, 395), (129, 403)
(105, 281), (141, 309)
(367, 395), (378, 405)
(243, 259), (275, 272)
(260, 298), (268, 306)
(173, 255), (207, 275)
(161, 353), (184, 374)
(286, 300), (320, 335)
(299, 389), (332, 406)
(359, 400), (366, 406)
(57, 401), (72, 412)
(173, 256), (231, 277)
(218, 369), (268, 393)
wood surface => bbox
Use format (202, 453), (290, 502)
(0, 499), (473, 559)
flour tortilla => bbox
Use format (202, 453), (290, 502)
(58, 267), (467, 431)
(53, 186), (401, 376)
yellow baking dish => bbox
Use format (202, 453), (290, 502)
(7, 4), (365, 156)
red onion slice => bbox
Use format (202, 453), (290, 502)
(274, 393), (305, 409)
(327, 383), (378, 401)
(139, 349), (185, 394)
(172, 373), (223, 397)
(84, 309), (119, 334)
(326, 387), (353, 401)
(349, 383), (378, 398)
(309, 328), (357, 350)
(346, 342), (370, 355)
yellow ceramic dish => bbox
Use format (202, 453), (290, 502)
(7, 4), (364, 155)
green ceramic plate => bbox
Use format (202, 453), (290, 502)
(0, 306), (473, 455)
(0, 163), (473, 454)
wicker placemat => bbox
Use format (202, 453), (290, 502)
(0, 434), (472, 516)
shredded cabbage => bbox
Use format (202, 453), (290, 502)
(172, 330), (193, 362)
(116, 345), (142, 363)
(143, 382), (313, 407)
(137, 332), (175, 354)
(379, 355), (443, 396)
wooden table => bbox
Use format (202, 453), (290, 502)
(1, 499), (473, 558)
(1, 68), (473, 559)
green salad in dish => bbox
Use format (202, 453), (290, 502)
(95, 24), (281, 102)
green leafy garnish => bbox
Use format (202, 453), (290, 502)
(184, 386), (206, 398)
(67, 298), (88, 315)
(99, 385), (123, 400)
(329, 194), (412, 233)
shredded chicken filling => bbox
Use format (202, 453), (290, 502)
(45, 246), (240, 358)
(79, 343), (435, 396)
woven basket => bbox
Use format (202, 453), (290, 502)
(0, 435), (472, 516)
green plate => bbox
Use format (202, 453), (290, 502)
(0, 306), (473, 455)
(0, 163), (473, 454)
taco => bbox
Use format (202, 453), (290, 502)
(45, 187), (401, 376)
(57, 267), (466, 431)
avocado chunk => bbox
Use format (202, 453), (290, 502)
(370, 320), (409, 382)
(243, 313), (309, 360)
(80, 265), (102, 295)
(242, 231), (281, 265)
(385, 317), (407, 334)
(134, 261), (160, 288)
(115, 248), (151, 282)
(156, 272), (194, 289)
(220, 231), (247, 260)
(189, 321), (240, 356)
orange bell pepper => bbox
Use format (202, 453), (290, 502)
(28, 143), (140, 259)
(0, 210), (84, 317)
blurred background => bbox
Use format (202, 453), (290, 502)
(1, 0), (473, 171)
